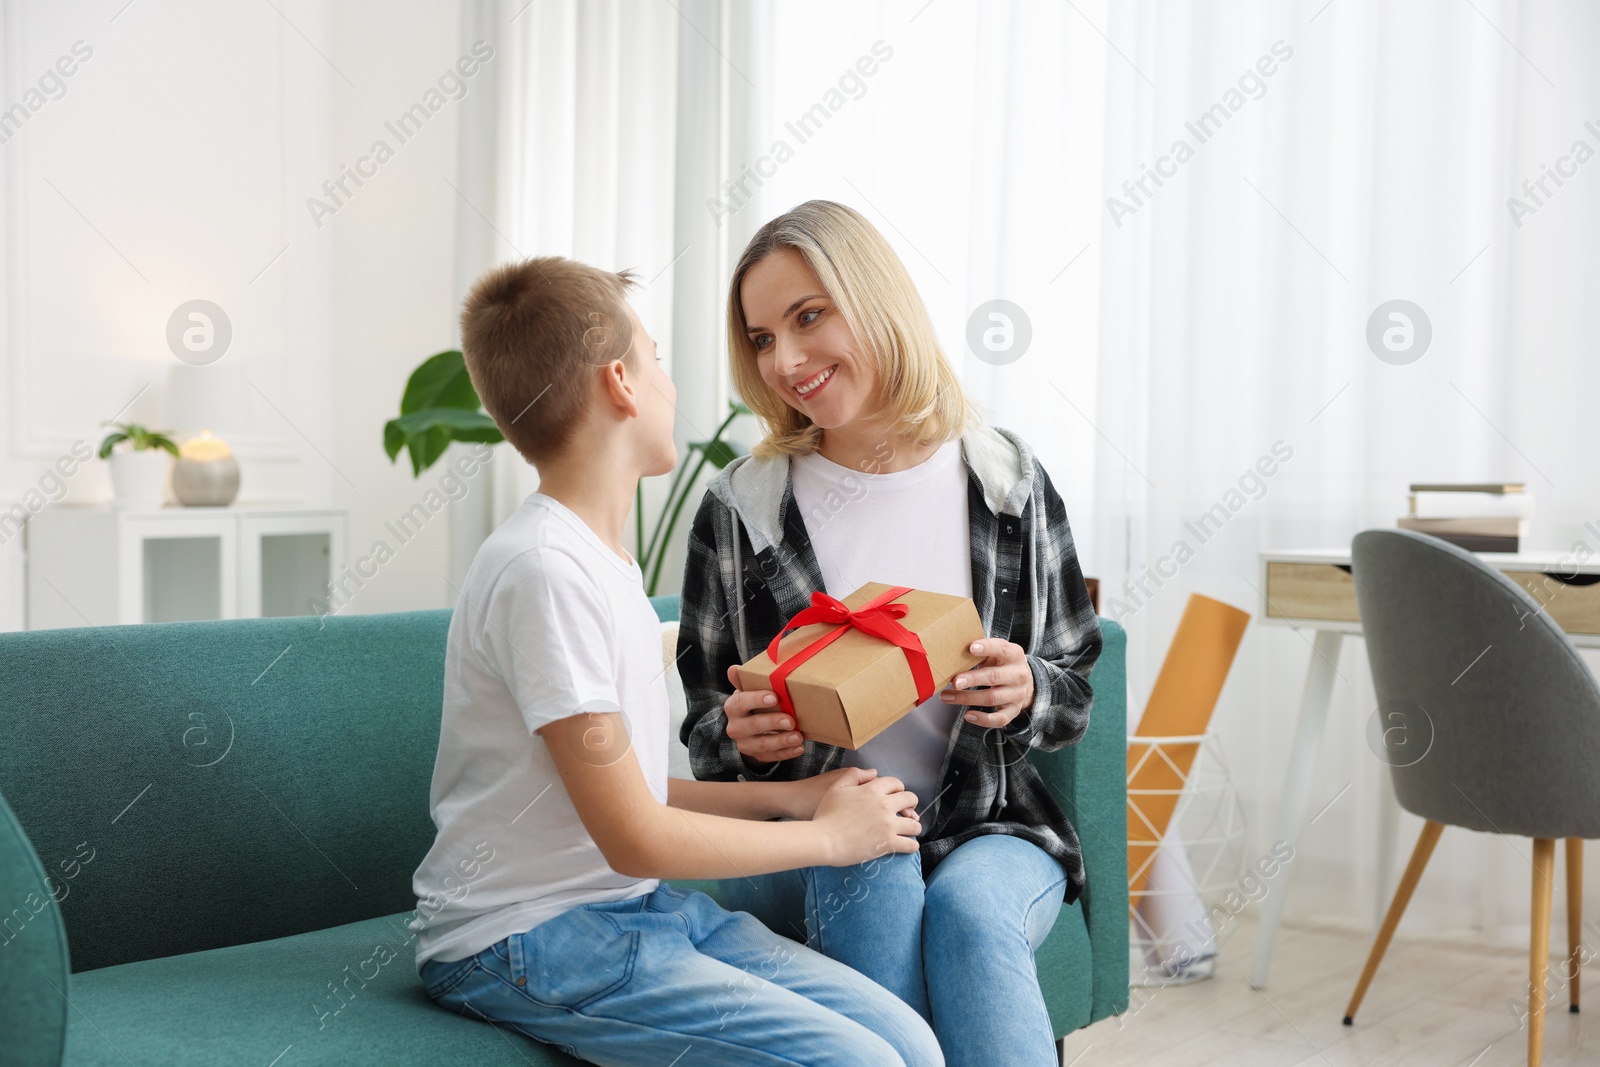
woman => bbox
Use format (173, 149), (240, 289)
(676, 200), (1101, 1066)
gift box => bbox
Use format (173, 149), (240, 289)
(736, 581), (986, 750)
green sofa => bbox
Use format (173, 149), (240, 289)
(0, 601), (1127, 1065)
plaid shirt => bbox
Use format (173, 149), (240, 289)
(676, 423), (1103, 902)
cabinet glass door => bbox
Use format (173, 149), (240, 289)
(142, 537), (223, 622)
(259, 533), (332, 617)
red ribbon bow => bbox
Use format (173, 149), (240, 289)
(764, 585), (936, 722)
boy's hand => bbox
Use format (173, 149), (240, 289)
(724, 664), (805, 762)
(786, 766), (883, 820)
(812, 768), (921, 866)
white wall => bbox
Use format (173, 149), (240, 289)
(0, 0), (472, 630)
(322, 0), (481, 618)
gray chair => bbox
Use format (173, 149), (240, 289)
(1343, 529), (1600, 1067)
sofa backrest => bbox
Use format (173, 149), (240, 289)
(0, 594), (1127, 1013)
(0, 610), (454, 972)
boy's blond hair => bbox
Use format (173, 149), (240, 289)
(727, 200), (974, 458)
(460, 257), (637, 465)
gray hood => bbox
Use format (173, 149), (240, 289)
(706, 421), (1038, 556)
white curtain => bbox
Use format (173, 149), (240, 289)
(450, 0), (763, 589)
(461, 0), (1600, 945)
(730, 0), (1600, 950)
(450, 0), (676, 571)
(1091, 0), (1600, 948)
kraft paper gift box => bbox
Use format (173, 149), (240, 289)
(736, 581), (986, 750)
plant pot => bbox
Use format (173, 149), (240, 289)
(173, 455), (240, 506)
(109, 450), (170, 508)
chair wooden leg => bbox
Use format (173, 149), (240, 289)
(1056, 1036), (1065, 1065)
(1567, 838), (1582, 1014)
(1530, 838), (1556, 1067)
(1344, 820), (1444, 1024)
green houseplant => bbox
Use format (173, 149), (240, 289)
(98, 421), (181, 508)
(385, 350), (749, 595)
(636, 399), (748, 595)
(382, 350), (505, 476)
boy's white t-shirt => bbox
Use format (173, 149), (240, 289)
(410, 492), (668, 969)
(789, 438), (973, 809)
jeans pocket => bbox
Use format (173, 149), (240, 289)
(511, 908), (640, 1011)
(652, 881), (690, 903)
(422, 955), (482, 1003)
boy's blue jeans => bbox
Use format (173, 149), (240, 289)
(720, 835), (1068, 1067)
(418, 881), (942, 1066)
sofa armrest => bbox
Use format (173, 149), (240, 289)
(0, 786), (71, 1067)
(1034, 618), (1128, 1023)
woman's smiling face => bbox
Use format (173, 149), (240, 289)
(741, 248), (878, 431)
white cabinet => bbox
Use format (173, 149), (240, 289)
(25, 507), (346, 629)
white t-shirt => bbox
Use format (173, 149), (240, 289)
(410, 492), (669, 969)
(789, 438), (973, 809)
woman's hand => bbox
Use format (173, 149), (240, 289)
(723, 664), (806, 763)
(940, 637), (1035, 729)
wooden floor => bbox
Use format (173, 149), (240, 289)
(1059, 915), (1599, 1066)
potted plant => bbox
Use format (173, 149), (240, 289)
(385, 350), (749, 594)
(98, 421), (180, 508)
(382, 350), (505, 476)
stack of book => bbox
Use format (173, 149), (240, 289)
(1399, 482), (1532, 553)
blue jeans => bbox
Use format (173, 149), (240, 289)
(720, 835), (1067, 1067)
(419, 882), (942, 1066)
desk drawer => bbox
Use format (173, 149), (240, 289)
(1264, 562), (1359, 622)
(1503, 571), (1600, 637)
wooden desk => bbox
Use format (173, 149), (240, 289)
(1249, 548), (1600, 989)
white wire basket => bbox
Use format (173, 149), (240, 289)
(1126, 730), (1248, 988)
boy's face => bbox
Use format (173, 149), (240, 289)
(622, 302), (678, 477)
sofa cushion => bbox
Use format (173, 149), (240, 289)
(661, 621), (693, 779)
(60, 890), (1091, 1066)
(63, 912), (576, 1066)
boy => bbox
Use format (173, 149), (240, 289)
(410, 257), (941, 1067)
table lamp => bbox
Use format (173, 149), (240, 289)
(162, 364), (254, 506)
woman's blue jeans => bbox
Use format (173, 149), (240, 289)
(720, 834), (1067, 1067)
(419, 881), (942, 1066)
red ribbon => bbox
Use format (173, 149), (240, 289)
(764, 585), (935, 722)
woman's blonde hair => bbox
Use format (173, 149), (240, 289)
(727, 200), (975, 458)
